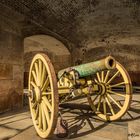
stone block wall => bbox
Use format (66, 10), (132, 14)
(0, 15), (23, 113)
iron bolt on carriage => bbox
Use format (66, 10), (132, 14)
(28, 53), (132, 138)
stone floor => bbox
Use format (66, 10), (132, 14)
(0, 92), (140, 140)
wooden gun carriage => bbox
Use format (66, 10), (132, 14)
(28, 53), (132, 138)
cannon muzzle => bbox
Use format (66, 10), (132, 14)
(58, 56), (116, 78)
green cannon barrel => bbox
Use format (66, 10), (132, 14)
(58, 56), (116, 78)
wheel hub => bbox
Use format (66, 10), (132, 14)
(34, 86), (42, 102)
(29, 87), (42, 103)
(99, 83), (107, 95)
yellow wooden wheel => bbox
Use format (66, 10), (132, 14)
(87, 62), (132, 121)
(28, 53), (59, 138)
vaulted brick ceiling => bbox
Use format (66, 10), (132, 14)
(0, 0), (88, 40)
(0, 0), (140, 45)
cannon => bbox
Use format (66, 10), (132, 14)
(28, 53), (132, 138)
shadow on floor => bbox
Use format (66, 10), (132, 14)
(0, 107), (33, 140)
(0, 98), (139, 140)
(59, 98), (140, 139)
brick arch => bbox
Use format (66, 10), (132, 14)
(22, 25), (74, 53)
(24, 34), (71, 88)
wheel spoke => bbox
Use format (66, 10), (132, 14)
(42, 101), (50, 127)
(92, 94), (99, 103)
(87, 95), (97, 111)
(38, 59), (42, 86)
(32, 102), (37, 109)
(107, 94), (122, 109)
(31, 70), (37, 85)
(97, 95), (103, 111)
(103, 97), (106, 115)
(35, 105), (39, 120)
(30, 81), (37, 88)
(104, 70), (110, 83)
(101, 71), (104, 82)
(41, 103), (47, 130)
(96, 72), (101, 82)
(40, 64), (46, 88)
(94, 78), (98, 83)
(107, 71), (120, 84)
(42, 96), (52, 112)
(32, 108), (38, 124)
(35, 62), (39, 84)
(42, 76), (50, 91)
(109, 82), (125, 88)
(107, 90), (125, 97)
(42, 91), (52, 96)
(105, 96), (115, 115)
(38, 104), (43, 129)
